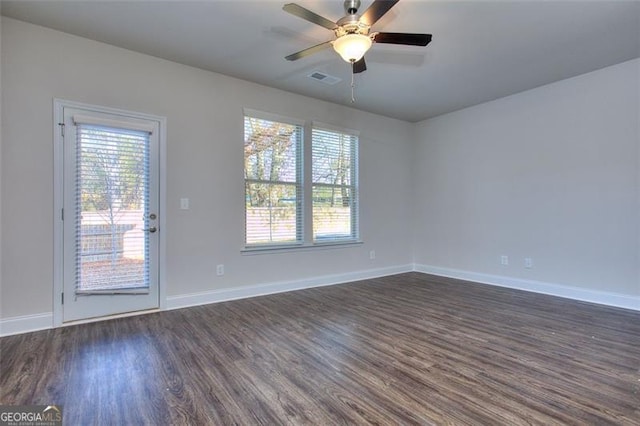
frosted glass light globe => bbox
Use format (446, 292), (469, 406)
(333, 34), (372, 63)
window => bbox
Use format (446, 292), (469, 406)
(244, 113), (302, 246)
(312, 127), (358, 242)
(243, 111), (359, 249)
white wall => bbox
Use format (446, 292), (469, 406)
(0, 17), (415, 322)
(413, 59), (640, 300)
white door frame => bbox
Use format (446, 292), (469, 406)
(53, 99), (167, 326)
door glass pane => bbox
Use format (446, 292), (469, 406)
(75, 124), (150, 293)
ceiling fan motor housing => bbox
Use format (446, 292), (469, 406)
(344, 0), (361, 15)
(337, 0), (370, 37)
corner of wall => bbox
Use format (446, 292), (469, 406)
(0, 16), (4, 323)
(636, 59), (640, 302)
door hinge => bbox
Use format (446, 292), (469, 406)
(61, 208), (64, 221)
(61, 293), (64, 305)
(58, 122), (65, 137)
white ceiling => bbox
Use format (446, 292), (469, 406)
(2, 0), (639, 122)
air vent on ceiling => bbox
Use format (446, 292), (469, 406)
(307, 71), (341, 85)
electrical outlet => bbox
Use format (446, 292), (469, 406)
(500, 255), (509, 266)
(525, 257), (533, 269)
(369, 250), (376, 260)
(216, 264), (224, 276)
(180, 198), (189, 210)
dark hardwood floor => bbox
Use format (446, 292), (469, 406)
(1, 272), (639, 425)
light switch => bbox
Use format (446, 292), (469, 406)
(180, 198), (189, 210)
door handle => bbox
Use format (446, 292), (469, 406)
(144, 226), (157, 233)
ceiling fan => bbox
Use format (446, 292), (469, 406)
(283, 0), (432, 74)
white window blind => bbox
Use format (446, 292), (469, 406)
(74, 123), (151, 293)
(312, 127), (359, 242)
(244, 115), (302, 246)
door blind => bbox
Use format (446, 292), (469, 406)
(74, 122), (151, 294)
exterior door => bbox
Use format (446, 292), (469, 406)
(60, 104), (161, 322)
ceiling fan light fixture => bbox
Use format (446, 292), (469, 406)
(333, 33), (372, 63)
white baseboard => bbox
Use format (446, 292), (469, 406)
(166, 264), (414, 310)
(3, 263), (635, 337)
(414, 264), (640, 311)
(0, 265), (412, 337)
(0, 312), (53, 337)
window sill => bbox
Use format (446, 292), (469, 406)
(241, 240), (363, 255)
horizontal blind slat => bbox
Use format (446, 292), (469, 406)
(73, 114), (155, 134)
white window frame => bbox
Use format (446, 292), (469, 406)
(242, 110), (361, 253)
(311, 122), (360, 244)
(243, 109), (305, 248)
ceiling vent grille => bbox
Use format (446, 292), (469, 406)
(307, 71), (341, 85)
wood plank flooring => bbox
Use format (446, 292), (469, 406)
(1, 272), (639, 425)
